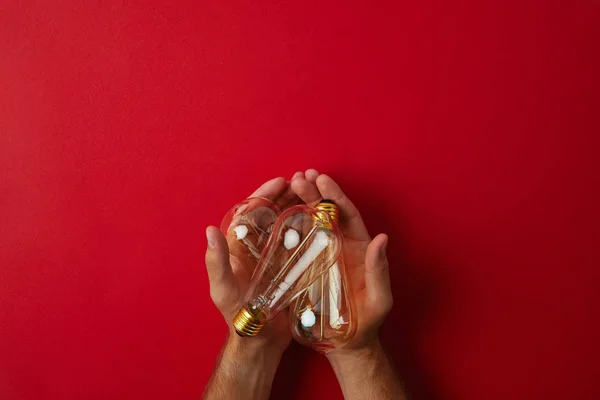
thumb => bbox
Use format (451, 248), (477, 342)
(364, 234), (393, 313)
(205, 226), (238, 307)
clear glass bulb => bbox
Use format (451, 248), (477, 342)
(290, 253), (357, 353)
(220, 197), (281, 277)
(233, 201), (343, 337)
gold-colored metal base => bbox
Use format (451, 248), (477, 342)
(314, 200), (339, 229)
(233, 306), (266, 337)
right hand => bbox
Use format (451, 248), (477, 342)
(205, 175), (305, 353)
(290, 170), (393, 354)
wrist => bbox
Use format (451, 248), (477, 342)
(222, 332), (285, 367)
(326, 339), (385, 367)
(326, 339), (406, 400)
(205, 331), (284, 400)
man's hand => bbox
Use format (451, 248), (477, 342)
(291, 169), (405, 400)
(291, 170), (393, 350)
(203, 175), (304, 399)
(205, 176), (300, 352)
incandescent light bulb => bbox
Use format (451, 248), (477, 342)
(290, 253), (357, 353)
(220, 197), (281, 277)
(233, 201), (343, 337)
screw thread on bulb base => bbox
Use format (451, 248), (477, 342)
(314, 200), (339, 229)
(233, 306), (266, 337)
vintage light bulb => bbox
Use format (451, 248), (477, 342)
(233, 201), (343, 337)
(290, 253), (357, 353)
(220, 197), (281, 277)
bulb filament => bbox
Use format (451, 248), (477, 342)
(268, 227), (330, 306)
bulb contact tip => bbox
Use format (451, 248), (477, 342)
(233, 306), (266, 337)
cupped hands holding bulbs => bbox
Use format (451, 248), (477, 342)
(203, 170), (406, 400)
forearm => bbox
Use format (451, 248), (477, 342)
(203, 334), (283, 400)
(327, 341), (407, 400)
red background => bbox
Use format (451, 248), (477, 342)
(1, 1), (599, 399)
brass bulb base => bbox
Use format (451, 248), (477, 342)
(314, 200), (339, 229)
(233, 306), (266, 337)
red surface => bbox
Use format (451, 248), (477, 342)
(1, 1), (599, 399)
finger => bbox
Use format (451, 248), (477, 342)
(205, 226), (238, 306)
(364, 234), (393, 313)
(292, 171), (305, 180)
(305, 169), (319, 182)
(249, 177), (287, 200)
(275, 173), (304, 209)
(291, 177), (322, 206)
(276, 190), (302, 209)
(315, 174), (370, 241)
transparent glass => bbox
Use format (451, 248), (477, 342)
(241, 205), (343, 321)
(220, 197), (281, 277)
(290, 254), (357, 353)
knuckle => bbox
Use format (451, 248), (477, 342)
(382, 296), (394, 314)
(209, 288), (225, 306)
(204, 258), (213, 272)
(379, 259), (390, 273)
(205, 252), (216, 267)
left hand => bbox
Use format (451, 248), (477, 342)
(205, 174), (305, 353)
(290, 170), (393, 353)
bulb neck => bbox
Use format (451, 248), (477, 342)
(233, 306), (266, 337)
(314, 201), (339, 229)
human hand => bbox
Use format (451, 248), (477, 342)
(290, 169), (393, 355)
(205, 175), (305, 353)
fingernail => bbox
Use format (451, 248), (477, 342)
(380, 241), (387, 257)
(206, 229), (216, 248)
